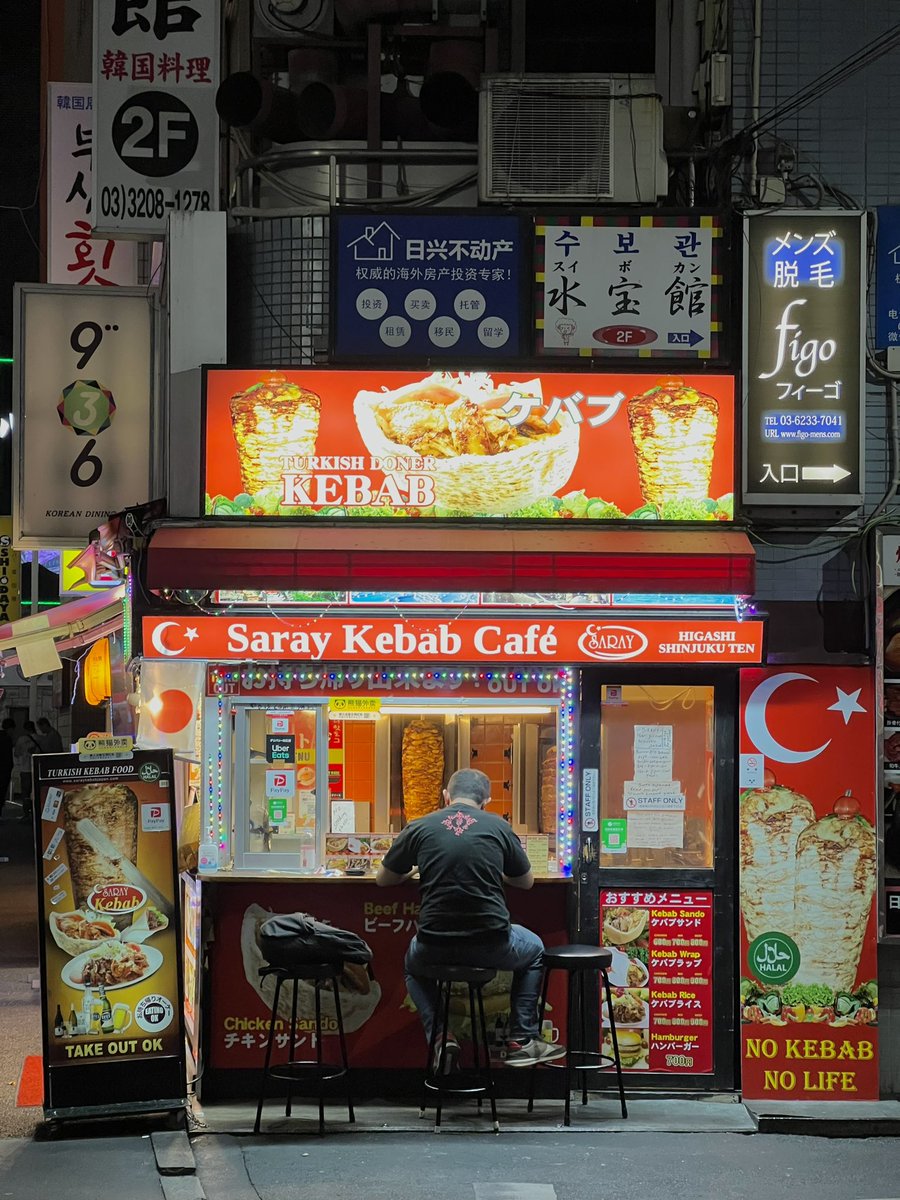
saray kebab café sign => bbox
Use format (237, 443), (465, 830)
(202, 369), (735, 522)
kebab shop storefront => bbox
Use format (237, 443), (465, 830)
(137, 582), (780, 1100)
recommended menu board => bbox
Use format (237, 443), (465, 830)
(333, 212), (524, 361)
(34, 749), (184, 1115)
(599, 890), (714, 1074)
(203, 368), (735, 522)
(536, 215), (724, 359)
(739, 668), (878, 1100)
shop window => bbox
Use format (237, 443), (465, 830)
(599, 684), (715, 869)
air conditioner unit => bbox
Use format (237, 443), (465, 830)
(479, 74), (668, 203)
(254, 0), (334, 39)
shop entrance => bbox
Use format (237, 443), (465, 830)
(581, 669), (738, 1091)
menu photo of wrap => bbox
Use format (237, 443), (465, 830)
(738, 669), (879, 1100)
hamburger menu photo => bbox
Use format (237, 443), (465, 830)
(203, 369), (735, 522)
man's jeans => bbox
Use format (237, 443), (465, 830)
(404, 924), (544, 1044)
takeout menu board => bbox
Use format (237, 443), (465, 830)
(34, 752), (181, 1072)
(203, 368), (735, 522)
(599, 890), (714, 1074)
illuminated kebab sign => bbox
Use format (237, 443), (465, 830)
(742, 210), (865, 507)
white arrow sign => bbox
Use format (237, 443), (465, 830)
(800, 465), (851, 483)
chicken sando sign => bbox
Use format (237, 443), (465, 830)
(738, 668), (878, 1100)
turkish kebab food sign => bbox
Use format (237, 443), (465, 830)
(144, 615), (765, 665)
(34, 749), (184, 1112)
(738, 668), (878, 1100)
(203, 369), (735, 522)
(743, 210), (865, 507)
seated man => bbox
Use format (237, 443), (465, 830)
(376, 767), (565, 1070)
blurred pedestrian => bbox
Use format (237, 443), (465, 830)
(37, 717), (64, 753)
(14, 720), (41, 822)
(0, 718), (14, 819)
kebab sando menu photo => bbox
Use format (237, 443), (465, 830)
(204, 370), (735, 522)
(35, 751), (182, 1104)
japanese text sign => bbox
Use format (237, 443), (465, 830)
(333, 212), (524, 360)
(599, 890), (714, 1073)
(144, 615), (765, 664)
(204, 368), (735, 521)
(743, 211), (865, 507)
(48, 83), (137, 286)
(536, 215), (724, 359)
(93, 0), (220, 236)
(874, 205), (900, 350)
(14, 285), (156, 548)
(0, 517), (20, 625)
(739, 668), (878, 1100)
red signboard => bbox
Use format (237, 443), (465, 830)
(145, 615), (764, 664)
(599, 890), (714, 1074)
(203, 369), (735, 522)
(739, 668), (879, 1100)
(207, 881), (567, 1072)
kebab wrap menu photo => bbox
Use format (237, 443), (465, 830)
(738, 668), (879, 1101)
(203, 369), (735, 522)
(34, 749), (184, 1115)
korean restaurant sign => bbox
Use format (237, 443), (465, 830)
(48, 84), (137, 286)
(743, 210), (865, 507)
(203, 369), (735, 522)
(535, 215), (725, 359)
(739, 668), (878, 1100)
(144, 615), (764, 664)
(92, 0), (219, 237)
(599, 890), (714, 1074)
(13, 284), (156, 548)
(333, 212), (525, 361)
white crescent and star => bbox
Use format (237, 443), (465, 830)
(745, 673), (868, 764)
(149, 621), (199, 657)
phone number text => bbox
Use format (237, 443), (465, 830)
(99, 185), (212, 221)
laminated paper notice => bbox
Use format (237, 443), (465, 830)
(633, 725), (673, 782)
(525, 834), (550, 873)
(623, 780), (685, 811)
(626, 811), (684, 849)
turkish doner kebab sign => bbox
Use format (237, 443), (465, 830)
(93, 0), (219, 237)
(143, 616), (764, 663)
(739, 668), (878, 1100)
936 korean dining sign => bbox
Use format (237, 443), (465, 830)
(742, 211), (865, 507)
(535, 215), (725, 359)
(203, 369), (735, 522)
(92, 0), (219, 236)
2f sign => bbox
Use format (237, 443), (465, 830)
(112, 94), (198, 176)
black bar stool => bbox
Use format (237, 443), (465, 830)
(527, 944), (628, 1126)
(416, 964), (499, 1133)
(254, 962), (354, 1136)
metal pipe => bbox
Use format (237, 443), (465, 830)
(749, 0), (763, 200)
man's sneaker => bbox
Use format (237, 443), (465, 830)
(432, 1038), (460, 1076)
(505, 1038), (567, 1067)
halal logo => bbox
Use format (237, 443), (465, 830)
(748, 931), (800, 985)
(139, 762), (161, 782)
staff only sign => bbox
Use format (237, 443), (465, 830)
(738, 668), (878, 1100)
(143, 616), (765, 664)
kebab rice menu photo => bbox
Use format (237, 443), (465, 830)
(34, 748), (184, 1113)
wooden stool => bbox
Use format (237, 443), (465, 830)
(416, 964), (499, 1133)
(527, 944), (628, 1126)
(254, 962), (354, 1135)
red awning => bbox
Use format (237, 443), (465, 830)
(145, 525), (755, 595)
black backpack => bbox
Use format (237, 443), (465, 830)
(258, 912), (373, 968)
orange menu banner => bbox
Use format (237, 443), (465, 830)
(144, 615), (764, 664)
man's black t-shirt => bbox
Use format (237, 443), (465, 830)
(382, 802), (531, 945)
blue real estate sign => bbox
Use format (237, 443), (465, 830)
(875, 205), (900, 350)
(333, 212), (524, 360)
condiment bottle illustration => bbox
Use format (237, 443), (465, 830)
(53, 1004), (65, 1038)
(99, 984), (114, 1034)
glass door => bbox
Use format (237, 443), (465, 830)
(233, 702), (328, 871)
(579, 669), (737, 1091)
